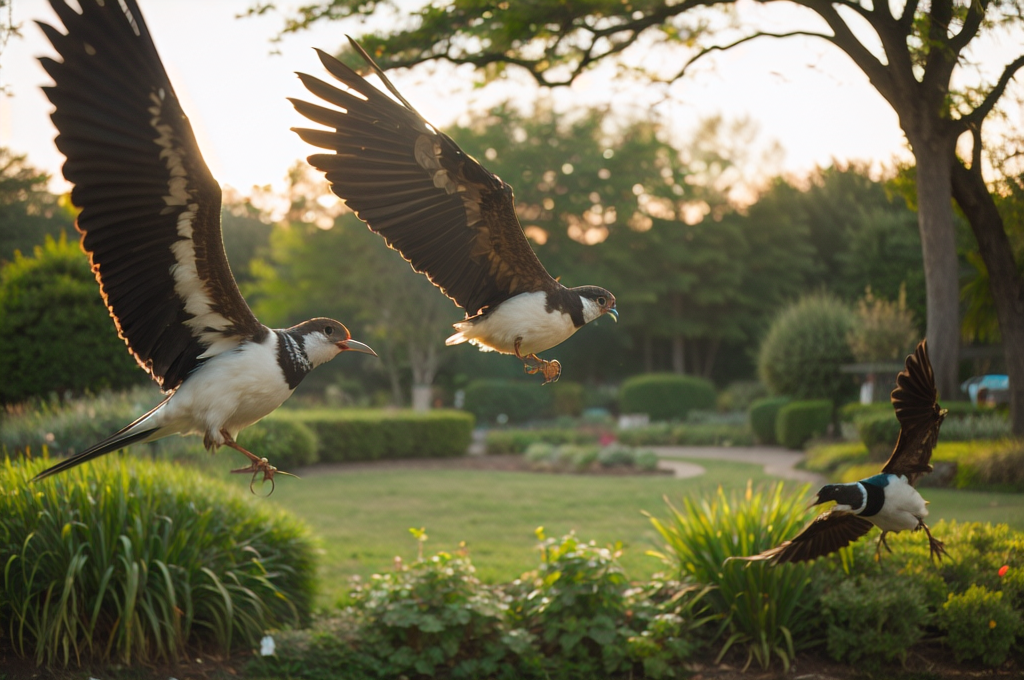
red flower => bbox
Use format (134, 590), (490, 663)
(999, 565), (1010, 577)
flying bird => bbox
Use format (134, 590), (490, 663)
(734, 340), (948, 564)
(289, 40), (618, 384)
(32, 0), (375, 490)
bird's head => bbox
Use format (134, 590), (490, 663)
(292, 318), (377, 367)
(812, 483), (864, 511)
(576, 286), (618, 324)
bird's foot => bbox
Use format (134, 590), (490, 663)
(918, 521), (947, 561)
(514, 339), (561, 384)
(874, 531), (893, 561)
(220, 430), (296, 495)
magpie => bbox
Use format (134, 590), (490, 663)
(289, 39), (618, 384)
(31, 0), (375, 490)
(735, 340), (948, 564)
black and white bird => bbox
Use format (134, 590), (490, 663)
(735, 340), (948, 564)
(289, 40), (618, 384)
(31, 0), (375, 489)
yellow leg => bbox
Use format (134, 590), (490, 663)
(514, 339), (561, 385)
(220, 430), (295, 495)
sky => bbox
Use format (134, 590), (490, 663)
(1, 0), (1015, 200)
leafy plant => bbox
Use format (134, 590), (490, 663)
(776, 400), (833, 449)
(463, 379), (553, 424)
(237, 417), (319, 469)
(648, 482), (826, 671)
(617, 422), (754, 447)
(847, 284), (918, 363)
(0, 456), (317, 667)
(748, 396), (792, 445)
(484, 428), (599, 454)
(940, 584), (1022, 666)
(619, 374), (717, 422)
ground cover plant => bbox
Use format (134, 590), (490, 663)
(0, 456), (317, 667)
(523, 442), (660, 473)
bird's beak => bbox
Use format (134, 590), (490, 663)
(338, 339), (377, 356)
(607, 307), (619, 323)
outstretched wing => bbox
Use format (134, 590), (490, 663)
(733, 511), (875, 565)
(882, 340), (946, 485)
(39, 0), (266, 391)
(291, 40), (559, 317)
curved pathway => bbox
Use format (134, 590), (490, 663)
(652, 445), (823, 484)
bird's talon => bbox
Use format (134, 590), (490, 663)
(230, 459), (284, 496)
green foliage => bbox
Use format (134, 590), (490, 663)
(484, 428), (599, 454)
(0, 147), (75, 262)
(748, 396), (791, 445)
(237, 418), (319, 469)
(855, 411), (902, 454)
(649, 483), (824, 671)
(803, 442), (870, 476)
(821, 575), (928, 671)
(758, 293), (857, 405)
(271, 409), (473, 462)
(0, 456), (317, 667)
(847, 285), (919, 363)
(716, 381), (768, 413)
(619, 374), (717, 422)
(940, 585), (1021, 666)
(0, 235), (144, 403)
(551, 381), (585, 417)
(941, 413), (1013, 441)
(463, 379), (553, 424)
(523, 443), (658, 474)
(776, 400), (833, 450)
(616, 422), (754, 447)
(508, 532), (633, 676)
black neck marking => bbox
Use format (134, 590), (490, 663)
(276, 330), (313, 389)
(544, 288), (586, 328)
(860, 482), (886, 517)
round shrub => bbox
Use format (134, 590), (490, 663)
(855, 411), (901, 456)
(551, 381), (585, 417)
(939, 584), (1022, 666)
(0, 456), (317, 667)
(0, 235), (144, 403)
(748, 396), (792, 445)
(758, 293), (857, 405)
(463, 379), (553, 424)
(237, 418), (319, 470)
(619, 374), (716, 422)
(776, 400), (833, 449)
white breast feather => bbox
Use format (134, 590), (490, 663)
(445, 292), (578, 356)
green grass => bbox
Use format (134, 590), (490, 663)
(261, 459), (774, 604)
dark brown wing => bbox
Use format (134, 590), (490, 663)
(291, 40), (558, 317)
(882, 340), (946, 485)
(39, 0), (266, 391)
(734, 511), (875, 565)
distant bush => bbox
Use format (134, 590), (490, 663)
(854, 411), (901, 455)
(716, 381), (768, 413)
(748, 397), (791, 445)
(237, 418), (319, 469)
(484, 428), (600, 454)
(617, 423), (753, 447)
(523, 443), (657, 474)
(0, 235), (144, 403)
(551, 381), (585, 417)
(272, 409), (473, 462)
(776, 400), (833, 449)
(619, 374), (716, 422)
(463, 379), (553, 424)
(941, 413), (1012, 442)
(1, 456), (316, 667)
(803, 442), (871, 476)
(758, 293), (857, 406)
(939, 585), (1021, 667)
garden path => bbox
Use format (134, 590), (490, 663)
(651, 446), (824, 485)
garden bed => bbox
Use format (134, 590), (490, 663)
(298, 452), (672, 477)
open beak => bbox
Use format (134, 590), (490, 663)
(338, 339), (377, 356)
(607, 307), (619, 323)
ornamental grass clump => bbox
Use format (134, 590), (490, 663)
(0, 455), (317, 667)
(648, 482), (825, 671)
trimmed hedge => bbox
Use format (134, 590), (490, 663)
(619, 374), (716, 422)
(776, 400), (833, 449)
(854, 411), (901, 455)
(463, 379), (553, 424)
(270, 409), (474, 462)
(748, 396), (791, 445)
(237, 418), (319, 469)
(485, 428), (599, 454)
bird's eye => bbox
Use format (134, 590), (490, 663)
(597, 297), (606, 306)
(324, 326), (334, 336)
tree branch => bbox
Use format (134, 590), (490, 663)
(947, 0), (988, 54)
(964, 54), (1024, 127)
(667, 30), (837, 81)
(899, 0), (921, 32)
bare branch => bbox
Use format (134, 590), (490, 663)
(668, 30), (837, 81)
(947, 0), (988, 55)
(899, 0), (921, 31)
(963, 54), (1024, 126)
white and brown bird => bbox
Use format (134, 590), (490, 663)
(734, 340), (948, 564)
(31, 0), (375, 490)
(290, 40), (618, 384)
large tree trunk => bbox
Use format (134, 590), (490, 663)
(950, 160), (1024, 435)
(671, 336), (685, 374)
(408, 340), (440, 412)
(911, 139), (962, 402)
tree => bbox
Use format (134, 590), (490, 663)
(0, 148), (75, 263)
(263, 0), (1024, 427)
(0, 235), (144, 403)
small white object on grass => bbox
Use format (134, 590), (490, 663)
(260, 634), (276, 656)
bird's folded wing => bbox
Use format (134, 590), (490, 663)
(883, 340), (944, 484)
(733, 511), (875, 565)
(291, 41), (558, 317)
(39, 0), (265, 391)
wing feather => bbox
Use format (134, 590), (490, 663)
(735, 512), (875, 565)
(882, 340), (947, 484)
